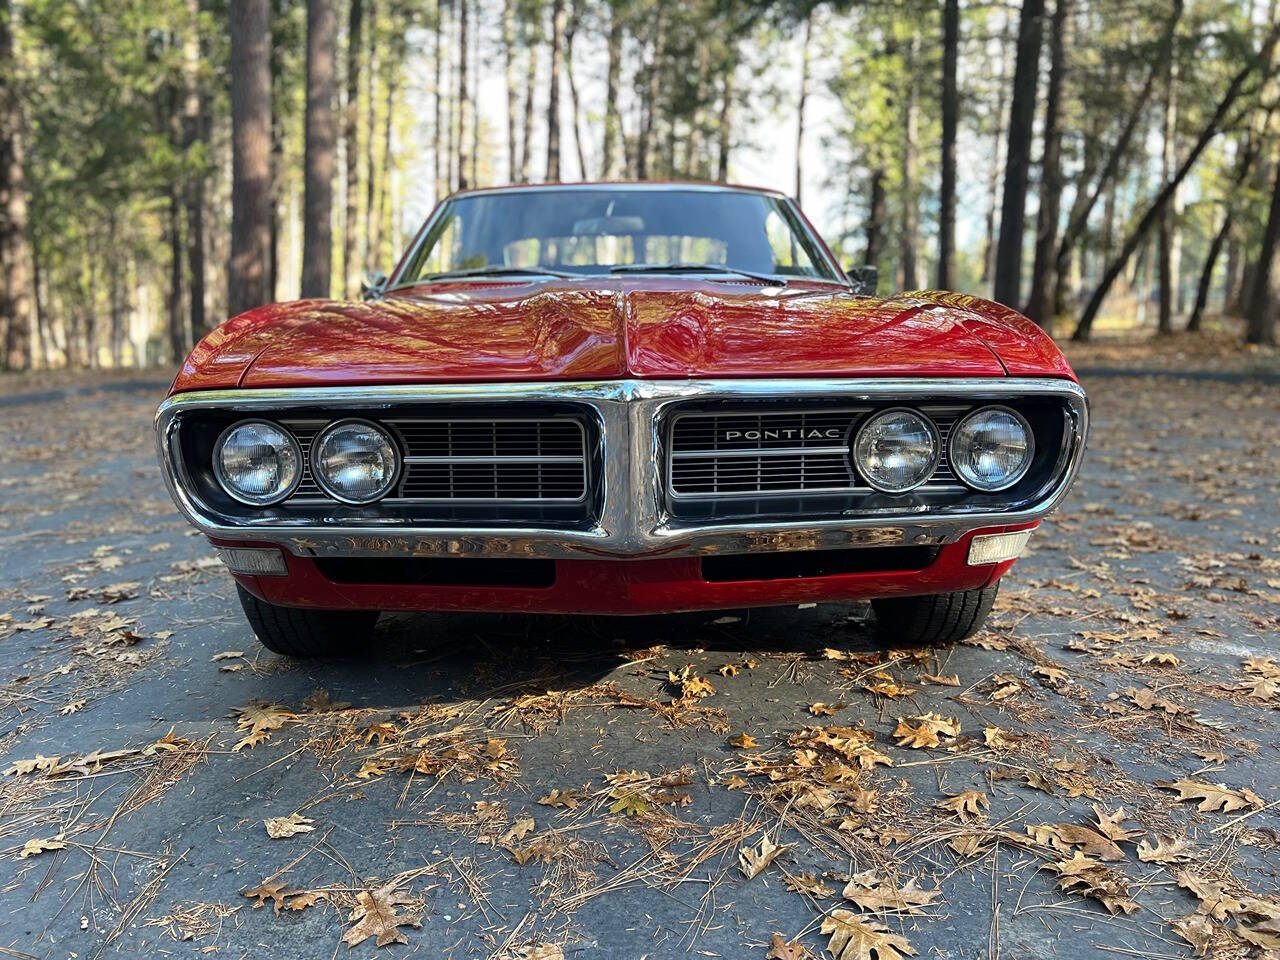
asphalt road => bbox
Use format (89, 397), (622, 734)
(0, 368), (1277, 960)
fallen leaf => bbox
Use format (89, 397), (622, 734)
(892, 713), (960, 749)
(264, 813), (315, 839)
(784, 872), (832, 898)
(1170, 913), (1214, 957)
(284, 891), (328, 911)
(1136, 834), (1195, 864)
(739, 834), (788, 880)
(500, 817), (535, 846)
(820, 910), (916, 960)
(728, 732), (758, 749)
(211, 650), (244, 661)
(1157, 778), (1265, 813)
(842, 872), (939, 914)
(767, 932), (815, 960)
(538, 788), (587, 810)
(809, 702), (841, 716)
(1050, 852), (1139, 915)
(1091, 805), (1141, 844)
(920, 672), (960, 686)
(1028, 824), (1124, 861)
(342, 884), (422, 948)
(231, 701), (297, 751)
(936, 790), (989, 823)
(18, 836), (66, 859)
(1176, 871), (1244, 921)
(243, 880), (293, 914)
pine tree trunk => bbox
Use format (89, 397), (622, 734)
(865, 166), (886, 269)
(992, 0), (1045, 308)
(1025, 0), (1067, 326)
(899, 33), (919, 291)
(937, 0), (958, 290)
(795, 11), (812, 204)
(503, 0), (517, 182)
(457, 0), (470, 188)
(376, 70), (395, 261)
(229, 0), (272, 317)
(565, 2), (588, 180)
(603, 8), (622, 178)
(433, 0), (443, 197)
(1245, 161), (1280, 345)
(343, 0), (363, 294)
(183, 0), (206, 337)
(716, 57), (732, 182)
(546, 0), (565, 180)
(1187, 213), (1231, 333)
(980, 26), (1011, 288)
(301, 0), (337, 298)
(1157, 38), (1179, 333)
(520, 31), (536, 182)
(365, 0), (379, 256)
(0, 0), (32, 370)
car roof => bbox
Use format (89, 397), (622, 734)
(446, 181), (790, 201)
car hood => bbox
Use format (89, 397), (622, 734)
(172, 279), (1075, 393)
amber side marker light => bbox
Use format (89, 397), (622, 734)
(967, 530), (1032, 566)
(216, 546), (289, 577)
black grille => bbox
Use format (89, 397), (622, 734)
(284, 417), (587, 503)
(668, 407), (962, 497)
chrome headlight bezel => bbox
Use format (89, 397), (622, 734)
(851, 407), (940, 494)
(212, 420), (303, 506)
(948, 405), (1036, 492)
(311, 418), (402, 505)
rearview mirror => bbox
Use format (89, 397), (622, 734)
(360, 269), (389, 302)
(848, 264), (878, 295)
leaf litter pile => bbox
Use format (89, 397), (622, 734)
(0, 367), (1278, 957)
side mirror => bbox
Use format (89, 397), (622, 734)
(360, 269), (389, 302)
(847, 264), (878, 295)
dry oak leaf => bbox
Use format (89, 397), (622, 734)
(729, 732), (759, 749)
(342, 884), (422, 948)
(1091, 804), (1141, 844)
(809, 702), (841, 716)
(863, 677), (915, 699)
(18, 836), (66, 859)
(1176, 871), (1244, 921)
(842, 872), (940, 914)
(767, 933), (815, 960)
(302, 689), (351, 712)
(1136, 834), (1195, 865)
(739, 834), (788, 880)
(1238, 918), (1280, 951)
(784, 872), (832, 898)
(1027, 824), (1124, 861)
(500, 817), (535, 846)
(1050, 852), (1139, 915)
(363, 722), (398, 745)
(264, 813), (315, 839)
(1033, 665), (1070, 686)
(285, 891), (328, 912)
(920, 672), (960, 686)
(4, 754), (61, 776)
(231, 701), (297, 751)
(1157, 777), (1265, 813)
(1170, 913), (1214, 958)
(354, 760), (387, 780)
(820, 910), (916, 960)
(936, 790), (989, 823)
(982, 726), (1018, 749)
(242, 880), (294, 914)
(517, 945), (566, 960)
(538, 788), (587, 810)
(892, 713), (960, 749)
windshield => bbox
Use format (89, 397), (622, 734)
(394, 188), (839, 286)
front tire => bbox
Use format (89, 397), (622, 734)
(871, 582), (999, 647)
(235, 585), (379, 657)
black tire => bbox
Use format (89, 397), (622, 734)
(871, 582), (999, 647)
(235, 585), (379, 657)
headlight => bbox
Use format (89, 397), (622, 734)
(214, 421), (302, 505)
(950, 406), (1034, 491)
(852, 409), (939, 493)
(312, 420), (400, 504)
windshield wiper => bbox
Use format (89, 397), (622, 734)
(393, 266), (575, 287)
(609, 263), (785, 286)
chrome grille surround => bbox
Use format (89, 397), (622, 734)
(155, 378), (1088, 560)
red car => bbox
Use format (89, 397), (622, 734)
(156, 183), (1088, 657)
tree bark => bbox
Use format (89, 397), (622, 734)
(167, 184), (185, 363)
(980, 30), (1011, 287)
(503, 0), (517, 182)
(1157, 32), (1179, 333)
(1025, 0), (1067, 327)
(365, 0), (379, 254)
(992, 0), (1045, 308)
(183, 0), (206, 336)
(1186, 213), (1231, 333)
(1073, 22), (1279, 341)
(937, 0), (958, 290)
(457, 0), (470, 188)
(546, 0), (565, 180)
(639, 11), (664, 180)
(0, 0), (32, 370)
(603, 6), (622, 178)
(795, 11), (812, 204)
(520, 21), (537, 182)
(343, 0), (363, 294)
(1245, 160), (1280, 345)
(716, 55), (733, 182)
(301, 0), (337, 298)
(229, 0), (272, 317)
(564, 1), (588, 180)
(899, 32), (920, 291)
(865, 166), (886, 269)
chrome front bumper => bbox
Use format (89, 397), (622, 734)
(155, 377), (1088, 560)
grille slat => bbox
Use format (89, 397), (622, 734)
(669, 407), (960, 498)
(283, 416), (587, 504)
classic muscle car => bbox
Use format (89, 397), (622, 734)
(156, 182), (1088, 657)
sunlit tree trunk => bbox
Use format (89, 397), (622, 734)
(565, 1), (588, 180)
(1157, 37), (1179, 334)
(183, 0), (206, 335)
(546, 0), (564, 180)
(229, 0), (272, 316)
(899, 32), (919, 291)
(0, 0), (32, 370)
(603, 7), (622, 178)
(1025, 0), (1067, 327)
(520, 24), (537, 182)
(795, 10), (812, 204)
(433, 0), (444, 198)
(716, 56), (732, 181)
(992, 0), (1044, 308)
(980, 29), (1011, 288)
(865, 166), (885, 270)
(301, 0), (337, 298)
(503, 0), (517, 181)
(937, 0), (958, 290)
(1246, 161), (1280, 345)
(457, 0), (470, 188)
(343, 0), (363, 293)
